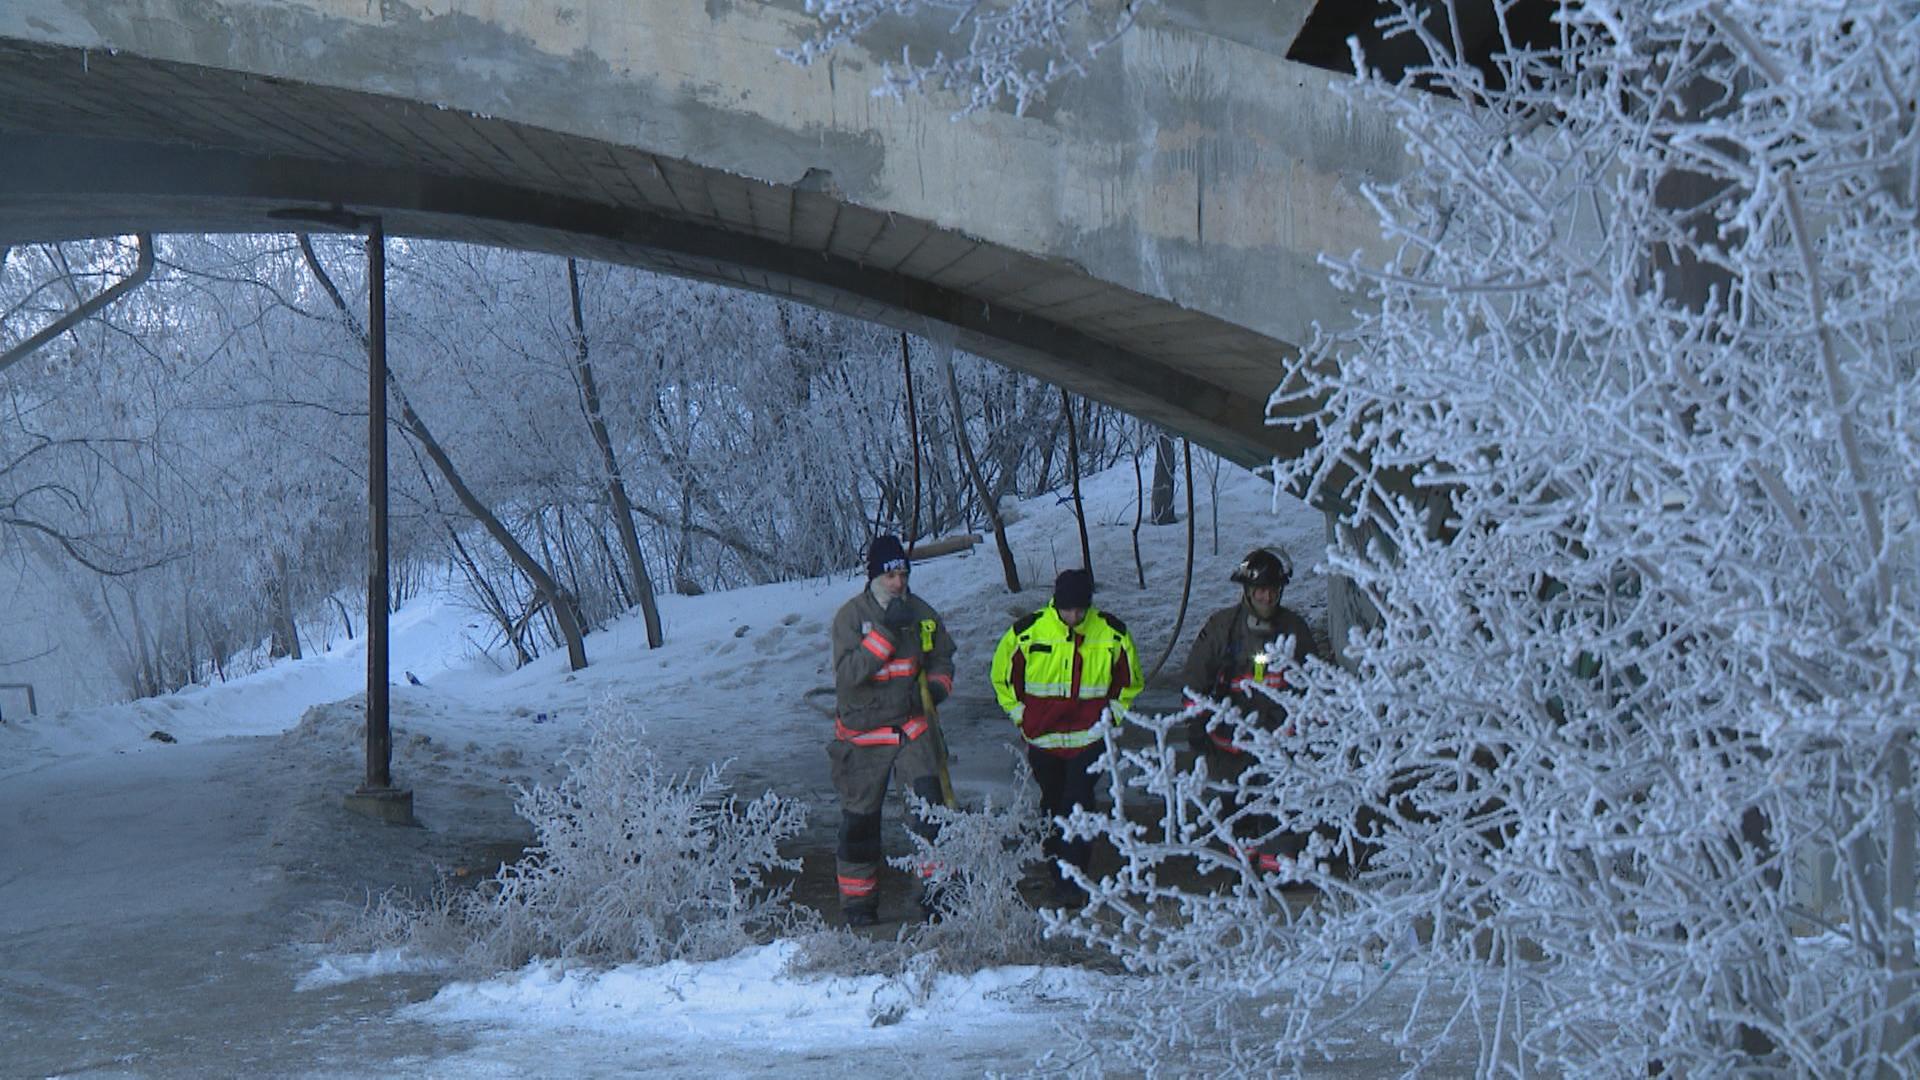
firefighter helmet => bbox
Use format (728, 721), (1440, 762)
(1230, 546), (1292, 590)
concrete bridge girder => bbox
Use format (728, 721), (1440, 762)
(0, 0), (1405, 471)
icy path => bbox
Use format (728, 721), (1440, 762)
(0, 737), (480, 1078)
(0, 731), (1114, 1078)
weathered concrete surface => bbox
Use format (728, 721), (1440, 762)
(0, 0), (1405, 467)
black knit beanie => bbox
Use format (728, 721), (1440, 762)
(866, 535), (910, 580)
(1052, 568), (1095, 610)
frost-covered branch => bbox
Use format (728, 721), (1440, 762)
(1046, 2), (1920, 1074)
(784, 0), (1154, 115)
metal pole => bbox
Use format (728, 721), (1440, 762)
(365, 218), (391, 792)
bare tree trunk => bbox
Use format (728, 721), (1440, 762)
(204, 613), (228, 682)
(445, 521), (534, 667)
(902, 332), (923, 551)
(179, 576), (196, 683)
(531, 509), (566, 646)
(300, 234), (588, 670)
(1063, 388), (1091, 575)
(123, 584), (158, 698)
(593, 523), (632, 610)
(555, 504), (589, 620)
(1150, 432), (1177, 525)
(1130, 427), (1148, 588)
(936, 342), (1020, 592)
(567, 259), (663, 647)
(1205, 451), (1223, 556)
(268, 549), (302, 660)
(406, 446), (526, 666)
(674, 481), (701, 595)
(329, 594), (355, 641)
(1885, 744), (1918, 1071)
(405, 386), (585, 667)
(1031, 412), (1060, 495)
(1143, 439), (1198, 685)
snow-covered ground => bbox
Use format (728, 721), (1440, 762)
(0, 463), (1354, 1077)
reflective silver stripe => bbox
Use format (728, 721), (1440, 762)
(1027, 726), (1106, 750)
(1025, 680), (1072, 696)
(1077, 684), (1110, 699)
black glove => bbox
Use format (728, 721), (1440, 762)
(929, 679), (950, 705)
(882, 597), (914, 631)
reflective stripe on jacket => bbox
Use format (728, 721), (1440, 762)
(833, 715), (930, 746)
(990, 603), (1142, 756)
(831, 587), (955, 732)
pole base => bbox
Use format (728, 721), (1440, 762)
(343, 785), (416, 826)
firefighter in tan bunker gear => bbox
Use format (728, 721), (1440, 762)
(991, 569), (1143, 906)
(1181, 546), (1326, 875)
(828, 535), (956, 926)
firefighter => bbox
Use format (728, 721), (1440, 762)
(991, 568), (1142, 906)
(1181, 545), (1325, 875)
(827, 534), (956, 926)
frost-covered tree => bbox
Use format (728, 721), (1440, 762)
(5, 224), (1142, 696)
(785, 0), (1158, 115)
(1039, 2), (1920, 1076)
(0, 235), (361, 697)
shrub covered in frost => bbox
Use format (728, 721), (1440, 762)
(351, 707), (813, 973)
(896, 750), (1054, 969)
(471, 708), (813, 968)
(790, 752), (1077, 989)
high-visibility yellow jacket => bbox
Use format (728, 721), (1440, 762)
(990, 603), (1142, 756)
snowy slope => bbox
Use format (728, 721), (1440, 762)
(0, 462), (1340, 1077)
(5, 458), (1328, 825)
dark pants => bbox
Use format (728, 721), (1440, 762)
(1028, 744), (1102, 878)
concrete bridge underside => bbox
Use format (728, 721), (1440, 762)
(0, 1), (1418, 470)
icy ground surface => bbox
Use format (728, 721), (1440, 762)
(1, 466), (1478, 1076)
